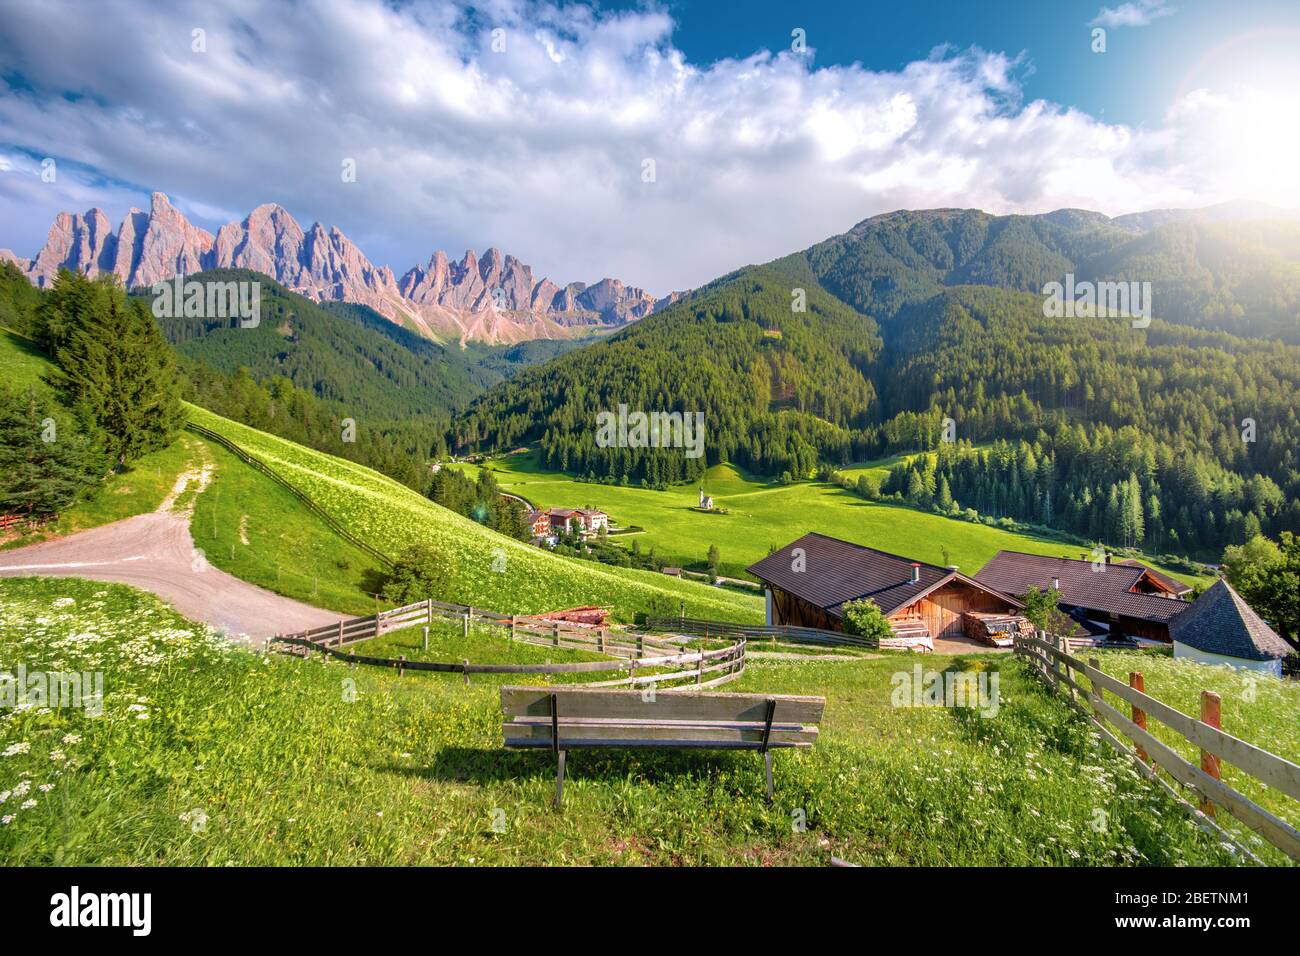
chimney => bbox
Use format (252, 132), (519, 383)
(1052, 577), (1060, 591)
(910, 562), (921, 584)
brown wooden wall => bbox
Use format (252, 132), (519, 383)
(770, 587), (844, 631)
(771, 580), (1019, 639)
(887, 580), (1017, 640)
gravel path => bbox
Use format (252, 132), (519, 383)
(0, 452), (342, 645)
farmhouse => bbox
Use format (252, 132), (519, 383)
(543, 507), (609, 537)
(974, 551), (1189, 643)
(747, 532), (1030, 649)
(1169, 579), (1294, 677)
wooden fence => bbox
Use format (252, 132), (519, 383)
(643, 616), (877, 650)
(185, 420), (394, 568)
(0, 513), (56, 533)
(273, 598), (747, 691)
(1013, 632), (1300, 863)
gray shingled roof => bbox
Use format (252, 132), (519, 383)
(746, 532), (1020, 618)
(974, 551), (1187, 623)
(1169, 579), (1294, 661)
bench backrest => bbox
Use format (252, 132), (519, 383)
(500, 686), (825, 749)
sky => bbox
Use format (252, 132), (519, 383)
(1, 0), (1299, 294)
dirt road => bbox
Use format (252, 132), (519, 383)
(0, 452), (342, 645)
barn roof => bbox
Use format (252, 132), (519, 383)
(974, 551), (1187, 624)
(747, 532), (1021, 618)
(1113, 558), (1193, 596)
(1169, 579), (1293, 661)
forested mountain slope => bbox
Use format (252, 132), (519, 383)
(805, 208), (1300, 341)
(454, 265), (883, 484)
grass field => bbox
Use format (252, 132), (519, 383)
(1, 575), (1266, 866)
(0, 327), (49, 393)
(189, 439), (391, 616)
(460, 450), (1207, 586)
(188, 405), (762, 624)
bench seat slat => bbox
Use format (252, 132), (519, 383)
(507, 716), (812, 730)
(504, 723), (818, 747)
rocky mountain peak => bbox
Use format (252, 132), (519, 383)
(10, 198), (674, 344)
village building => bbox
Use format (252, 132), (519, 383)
(1168, 579), (1294, 677)
(698, 488), (714, 511)
(973, 550), (1189, 644)
(529, 506), (610, 543)
(747, 532), (1031, 650)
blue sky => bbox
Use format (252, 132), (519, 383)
(652, 0), (1300, 124)
(1, 0), (1299, 292)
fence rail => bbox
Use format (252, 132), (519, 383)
(643, 616), (877, 649)
(274, 598), (746, 691)
(1013, 632), (1300, 863)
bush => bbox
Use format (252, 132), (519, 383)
(840, 598), (894, 642)
(379, 542), (453, 604)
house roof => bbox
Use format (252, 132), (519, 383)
(974, 551), (1187, 624)
(746, 532), (1022, 618)
(1113, 558), (1193, 596)
(1169, 579), (1293, 661)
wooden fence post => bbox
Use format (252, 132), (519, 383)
(463, 612), (470, 638)
(1088, 657), (1102, 715)
(597, 629), (606, 654)
(637, 633), (644, 658)
(422, 626), (429, 652)
(374, 611), (381, 639)
(1200, 690), (1222, 817)
(338, 619), (344, 648)
(398, 655), (406, 678)
(462, 659), (470, 687)
(509, 615), (516, 642)
(696, 649), (705, 685)
(1130, 672), (1149, 765)
(553, 622), (560, 647)
(427, 598), (433, 624)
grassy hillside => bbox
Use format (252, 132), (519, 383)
(0, 575), (1260, 865)
(186, 404), (762, 623)
(460, 450), (1208, 586)
(189, 439), (389, 616)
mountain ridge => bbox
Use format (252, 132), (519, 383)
(1, 193), (680, 345)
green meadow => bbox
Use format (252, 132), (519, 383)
(461, 450), (1207, 586)
(1, 575), (1271, 866)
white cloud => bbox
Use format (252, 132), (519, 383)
(0, 0), (1285, 293)
(1090, 1), (1176, 29)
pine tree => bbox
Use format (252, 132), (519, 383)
(0, 386), (107, 517)
(43, 272), (183, 465)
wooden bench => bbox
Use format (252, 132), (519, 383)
(500, 685), (826, 806)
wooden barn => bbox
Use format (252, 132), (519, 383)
(747, 533), (1028, 649)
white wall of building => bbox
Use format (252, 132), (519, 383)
(1172, 641), (1282, 678)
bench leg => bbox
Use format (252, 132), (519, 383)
(764, 751), (774, 803)
(554, 750), (567, 809)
